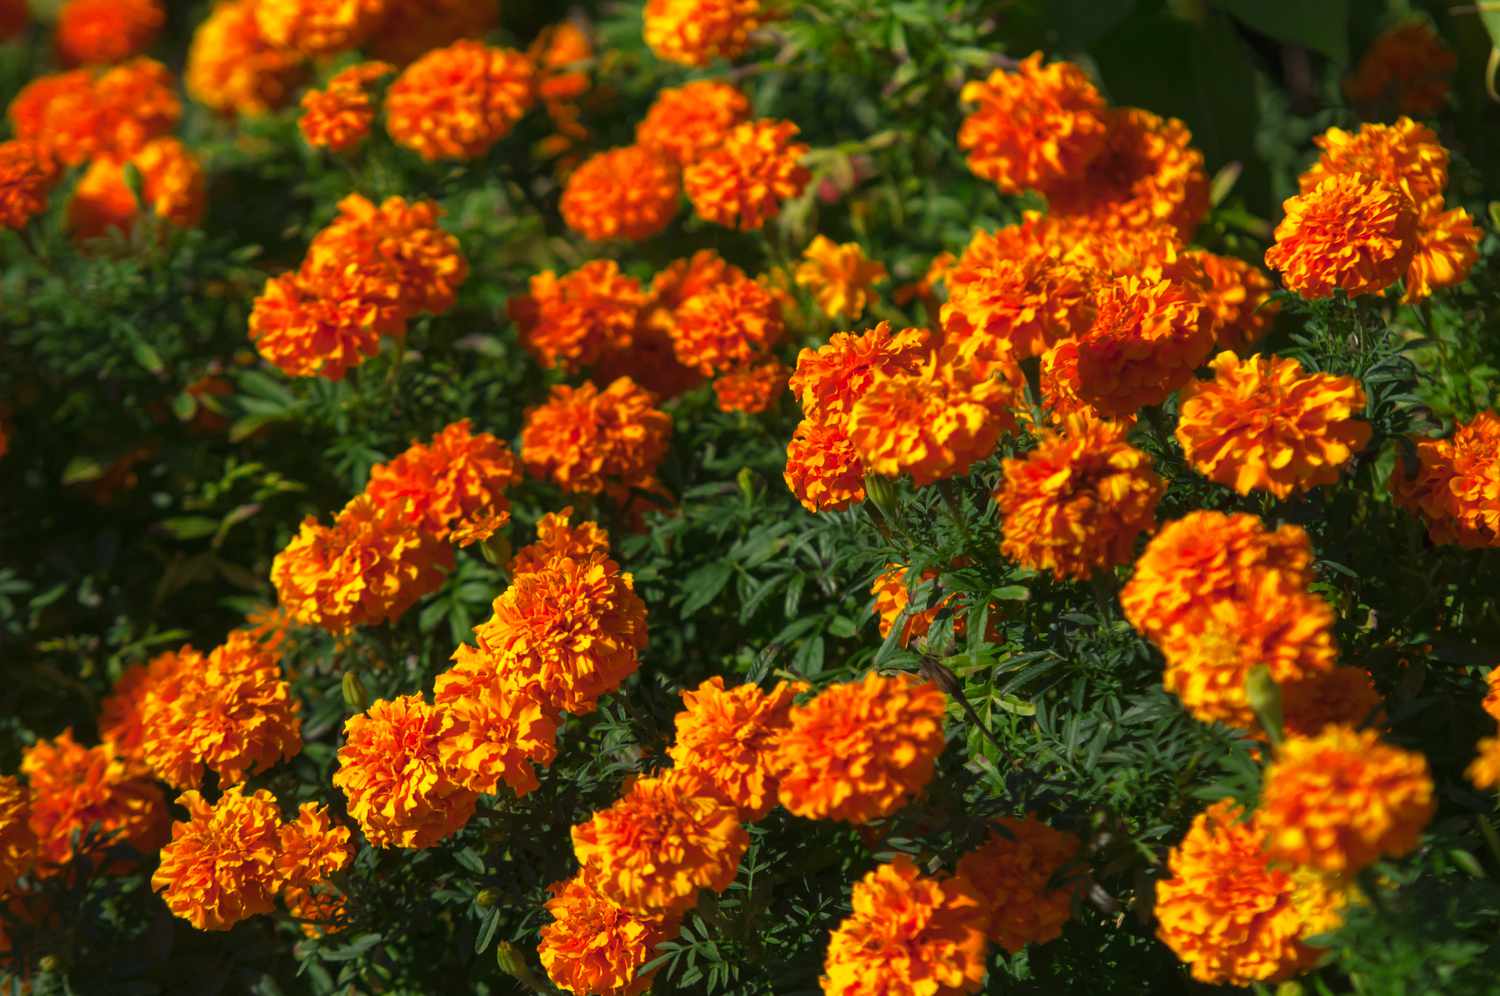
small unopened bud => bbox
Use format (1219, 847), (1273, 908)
(476, 888), (500, 908)
(736, 466), (757, 502)
(1246, 665), (1284, 747)
(38, 955), (59, 974)
(341, 671), (370, 713)
(863, 472), (900, 522)
(1275, 982), (1305, 996)
(496, 941), (549, 991)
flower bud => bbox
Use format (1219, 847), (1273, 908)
(863, 472), (900, 521)
(1246, 664), (1284, 746)
(341, 670), (370, 713)
(476, 888), (500, 908)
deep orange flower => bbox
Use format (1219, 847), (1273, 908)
(22, 731), (165, 872)
(248, 265), (404, 381)
(997, 413), (1164, 580)
(99, 647), (197, 775)
(773, 671), (947, 824)
(1265, 175), (1417, 300)
(1485, 666), (1500, 723)
(1404, 195), (1481, 303)
(957, 816), (1083, 953)
(0, 140), (59, 231)
(277, 802), (354, 936)
(666, 677), (801, 820)
(643, 0), (763, 67)
(713, 358), (788, 414)
(1300, 118), (1449, 205)
(1469, 737), (1500, 791)
(561, 145), (680, 242)
(636, 80), (751, 166)
(510, 261), (646, 373)
(434, 649), (558, 796)
(784, 418), (866, 513)
(958, 52), (1108, 196)
(152, 786), (282, 931)
(299, 62), (394, 153)
(56, 0), (162, 66)
(385, 41), (535, 160)
(1281, 666), (1385, 740)
(367, 0), (497, 66)
(9, 59), (179, 167)
(941, 247), (1096, 369)
(365, 419), (519, 546)
(1261, 726), (1434, 874)
(333, 694), (477, 849)
(186, 0), (307, 118)
(789, 321), (929, 422)
(530, 21), (592, 104)
(670, 272), (783, 375)
(1391, 410), (1500, 548)
(1074, 273), (1215, 418)
(540, 870), (682, 996)
(508, 507), (611, 577)
(308, 193), (468, 318)
(521, 378), (672, 496)
(253, 0), (386, 56)
(1344, 21), (1455, 117)
(593, 323), (706, 402)
(683, 119), (810, 230)
(870, 563), (978, 648)
(822, 856), (989, 996)
(0, 776), (35, 895)
(794, 237), (888, 321)
(1187, 251), (1278, 353)
(67, 137), (205, 241)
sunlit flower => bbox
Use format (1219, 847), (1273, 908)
(1265, 174), (1418, 300)
(794, 237), (888, 321)
(667, 677), (801, 820)
(1391, 410), (1500, 548)
(636, 80), (751, 166)
(434, 649), (558, 796)
(1187, 251), (1278, 353)
(510, 261), (646, 373)
(1300, 118), (1449, 206)
(385, 41), (535, 160)
(540, 870), (682, 996)
(299, 61), (394, 153)
(276, 802), (352, 934)
(508, 507), (611, 577)
(956, 816), (1083, 953)
(713, 359), (788, 415)
(1074, 273), (1215, 417)
(9, 59), (180, 166)
(1404, 195), (1482, 303)
(784, 418), (866, 513)
(521, 378), (672, 496)
(307, 193), (469, 318)
(366, 419), (519, 546)
(644, 0), (763, 67)
(1467, 737), (1500, 791)
(152, 786), (283, 931)
(0, 777), (35, 895)
(67, 137), (205, 241)
(253, 0), (386, 56)
(670, 272), (784, 375)
(1485, 666), (1500, 723)
(530, 21), (592, 105)
(22, 731), (165, 872)
(0, 140), (59, 231)
(56, 0), (162, 66)
(941, 247), (1096, 369)
(1344, 20), (1455, 117)
(560, 145), (680, 242)
(186, 0), (307, 118)
(683, 119), (810, 230)
(368, 0), (498, 66)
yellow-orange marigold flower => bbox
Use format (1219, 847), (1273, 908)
(308, 193), (468, 318)
(1485, 667), (1500, 723)
(1187, 251), (1278, 353)
(152, 786), (282, 931)
(521, 378), (672, 496)
(670, 273), (783, 375)
(509, 507), (611, 577)
(713, 359), (788, 415)
(683, 119), (810, 231)
(1391, 410), (1500, 548)
(1467, 737), (1500, 790)
(1405, 195), (1481, 303)
(941, 249), (1096, 369)
(561, 145), (680, 242)
(186, 0), (307, 118)
(822, 855), (988, 996)
(0, 140), (59, 231)
(957, 816), (1083, 953)
(1176, 351), (1371, 499)
(958, 52), (1108, 196)
(385, 41), (535, 160)
(784, 418), (866, 513)
(366, 419), (519, 546)
(434, 651), (559, 796)
(1344, 21), (1455, 117)
(1300, 118), (1449, 205)
(794, 237), (888, 321)
(276, 801), (352, 891)
(9, 59), (180, 167)
(1155, 800), (1338, 986)
(871, 563), (962, 648)
(56, 0), (162, 67)
(636, 80), (751, 166)
(1265, 175), (1418, 300)
(101, 646), (197, 775)
(997, 413), (1164, 580)
(789, 321), (929, 422)
(333, 694), (477, 849)
(22, 731), (165, 872)
(666, 677), (800, 820)
(644, 0), (763, 67)
(773, 671), (947, 824)
(0, 777), (35, 895)
(67, 137), (205, 241)
(1075, 273), (1215, 418)
(368, 0), (497, 65)
(254, 0), (385, 56)
(540, 871), (681, 996)
(299, 62), (394, 153)
(248, 266), (404, 382)
(573, 769), (749, 915)
(1260, 725), (1434, 874)
(510, 261), (646, 373)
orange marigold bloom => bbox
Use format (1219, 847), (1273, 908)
(186, 0), (307, 118)
(1404, 195), (1481, 303)
(871, 564), (952, 648)
(1265, 175), (1418, 300)
(794, 236), (888, 321)
(789, 321), (929, 422)
(276, 801), (353, 933)
(368, 0), (498, 66)
(333, 694), (477, 849)
(713, 359), (788, 414)
(848, 354), (1018, 488)
(643, 0), (763, 67)
(1156, 800), (1341, 985)
(271, 495), (454, 634)
(385, 41), (535, 160)
(1391, 410), (1500, 548)
(1467, 737), (1500, 791)
(572, 769), (749, 915)
(0, 140), (59, 231)
(0, 776), (35, 895)
(366, 419), (519, 546)
(100, 646), (197, 774)
(510, 261), (646, 373)
(958, 52), (1108, 196)
(309, 193), (468, 318)
(540, 871), (681, 996)
(248, 266), (404, 382)
(1075, 273), (1215, 418)
(941, 247), (1096, 369)
(9, 59), (179, 167)
(1344, 21), (1455, 117)
(509, 507), (611, 577)
(530, 21), (592, 104)
(561, 145), (681, 242)
(1282, 666), (1385, 740)
(822, 855), (989, 996)
(670, 273), (783, 375)
(464, 550), (648, 715)
(636, 80), (751, 166)
(683, 119), (810, 231)
(957, 816), (1083, 953)
(56, 0), (162, 67)
(1300, 118), (1449, 205)
(1187, 251), (1278, 353)
(1485, 666), (1500, 723)
(784, 418), (866, 513)
(67, 137), (205, 241)
(996, 413), (1164, 580)
(521, 378), (672, 496)
(152, 786), (282, 931)
(666, 677), (800, 820)
(773, 671), (947, 824)
(299, 62), (394, 153)
(22, 731), (165, 872)
(434, 650), (559, 796)
(1261, 726), (1434, 874)
(253, 0), (386, 56)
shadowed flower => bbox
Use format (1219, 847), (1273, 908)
(1187, 251), (1278, 353)
(152, 786), (283, 931)
(368, 0), (498, 65)
(56, 0), (162, 66)
(510, 261), (646, 373)
(67, 137), (205, 240)
(1391, 410), (1500, 548)
(434, 649), (559, 796)
(366, 419), (520, 546)
(670, 272), (783, 375)
(713, 359), (788, 414)
(0, 140), (59, 231)
(0, 777), (35, 896)
(277, 802), (353, 935)
(957, 816), (1083, 953)
(521, 378), (672, 496)
(22, 731), (165, 873)
(1344, 21), (1455, 117)
(636, 80), (751, 166)
(784, 418), (866, 513)
(539, 870), (682, 996)
(9, 59), (180, 166)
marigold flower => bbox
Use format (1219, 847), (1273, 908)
(822, 855), (988, 996)
(253, 0), (385, 56)
(1187, 251), (1278, 353)
(1467, 737), (1500, 790)
(186, 0), (307, 118)
(151, 787), (282, 931)
(560, 145), (680, 242)
(366, 419), (519, 546)
(310, 193), (468, 318)
(299, 62), (394, 153)
(100, 646), (197, 774)
(56, 0), (162, 66)
(521, 378), (672, 497)
(1265, 175), (1418, 300)
(784, 418), (866, 513)
(1281, 666), (1385, 739)
(0, 140), (59, 231)
(9, 59), (180, 167)
(510, 261), (646, 373)
(276, 802), (352, 890)
(1260, 725), (1434, 874)
(0, 777), (35, 895)
(385, 41), (535, 160)
(643, 0), (763, 67)
(530, 21), (591, 105)
(871, 564), (949, 648)
(22, 731), (165, 872)
(941, 250), (1096, 369)
(666, 677), (800, 820)
(1301, 118), (1449, 205)
(249, 266), (404, 382)
(636, 80), (751, 166)
(1155, 800), (1340, 985)
(573, 769), (748, 915)
(958, 52), (1108, 196)
(465, 550), (648, 715)
(333, 694), (477, 849)
(1344, 21), (1455, 117)
(1391, 410), (1500, 548)
(368, 0), (497, 65)
(789, 321), (929, 422)
(794, 237), (888, 321)
(683, 119), (810, 230)
(1074, 273), (1215, 418)
(434, 650), (559, 796)
(509, 507), (611, 577)
(1485, 666), (1500, 723)
(956, 816), (1083, 953)
(67, 137), (205, 241)
(773, 671), (946, 824)
(540, 871), (682, 996)
(670, 273), (783, 375)
(713, 359), (788, 414)
(1404, 195), (1482, 303)
(271, 495), (454, 634)
(997, 413), (1164, 580)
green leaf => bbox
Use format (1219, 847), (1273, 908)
(1213, 0), (1349, 64)
(160, 516), (220, 541)
(473, 907), (501, 955)
(320, 932), (382, 962)
(680, 562), (733, 618)
(454, 848), (486, 875)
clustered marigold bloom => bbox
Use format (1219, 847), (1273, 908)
(958, 52), (1108, 196)
(510, 261), (646, 373)
(783, 419), (867, 513)
(277, 802), (354, 933)
(0, 140), (59, 231)
(941, 245), (1096, 371)
(643, 0), (763, 67)
(334, 694), (477, 849)
(1259, 725), (1435, 874)
(822, 855), (989, 996)
(1391, 410), (1500, 548)
(996, 413), (1164, 580)
(1187, 251), (1278, 353)
(521, 378), (672, 497)
(1406, 195), (1483, 303)
(956, 816), (1083, 953)
(253, 0), (385, 56)
(1074, 273), (1215, 417)
(1155, 800), (1343, 986)
(0, 776), (35, 894)
(21, 730), (165, 871)
(666, 677), (801, 820)
(539, 871), (682, 996)
(68, 137), (206, 240)
(186, 0), (307, 118)
(385, 41), (536, 160)
(98, 646), (196, 773)
(773, 671), (947, 824)
(9, 59), (180, 167)
(1176, 352), (1371, 499)
(271, 495), (454, 634)
(669, 272), (784, 374)
(1265, 174), (1418, 300)
(309, 193), (469, 317)
(573, 769), (749, 915)
(1344, 21), (1455, 117)
(713, 359), (788, 414)
(299, 62), (394, 153)
(683, 119), (810, 230)
(636, 80), (751, 167)
(365, 419), (520, 546)
(56, 0), (162, 67)
(561, 145), (681, 242)
(434, 650), (558, 796)
(152, 787), (284, 931)
(794, 237), (888, 320)
(508, 506), (611, 577)
(1469, 736), (1500, 790)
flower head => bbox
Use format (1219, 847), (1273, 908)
(521, 378), (672, 496)
(509, 507), (611, 577)
(644, 0), (763, 67)
(784, 418), (866, 513)
(941, 249), (1097, 369)
(1265, 175), (1418, 300)
(152, 787), (283, 931)
(1391, 410), (1500, 548)
(1300, 118), (1449, 205)
(299, 62), (394, 153)
(278, 801), (354, 936)
(68, 137), (205, 241)
(1468, 737), (1500, 791)
(789, 322), (929, 422)
(713, 359), (788, 414)
(683, 119), (810, 230)
(669, 272), (783, 375)
(794, 237), (888, 321)
(22, 731), (165, 872)
(56, 0), (163, 66)
(540, 871), (682, 996)
(365, 419), (519, 546)
(10, 59), (180, 167)
(510, 261), (646, 373)
(0, 777), (35, 895)
(636, 80), (751, 166)
(0, 140), (59, 231)
(186, 0), (307, 117)
(434, 650), (558, 796)
(1281, 666), (1385, 739)
(248, 266), (404, 382)
(666, 677), (801, 820)
(253, 0), (386, 56)
(1404, 196), (1482, 303)
(1344, 21), (1455, 117)
(956, 816), (1083, 953)
(385, 41), (535, 160)
(100, 646), (197, 774)
(561, 145), (681, 242)
(1187, 251), (1278, 353)
(1075, 273), (1215, 417)
(308, 193), (468, 318)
